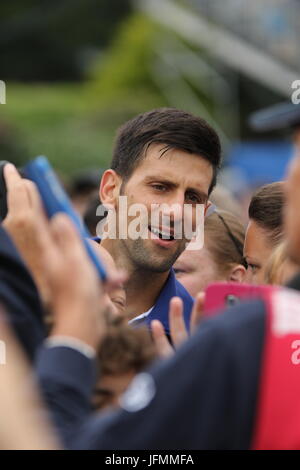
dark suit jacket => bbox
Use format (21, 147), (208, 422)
(37, 300), (266, 449)
(0, 226), (45, 360)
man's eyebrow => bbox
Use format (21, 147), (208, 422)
(144, 175), (179, 188)
(143, 175), (177, 186)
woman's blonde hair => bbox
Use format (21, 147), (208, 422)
(264, 241), (297, 285)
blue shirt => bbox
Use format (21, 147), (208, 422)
(127, 269), (194, 335)
(92, 237), (194, 334)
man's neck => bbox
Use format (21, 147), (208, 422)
(101, 238), (170, 319)
(124, 269), (169, 319)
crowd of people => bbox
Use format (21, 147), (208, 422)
(1, 103), (300, 450)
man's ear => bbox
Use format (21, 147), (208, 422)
(229, 264), (247, 283)
(99, 170), (121, 207)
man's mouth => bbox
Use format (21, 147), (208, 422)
(148, 226), (175, 241)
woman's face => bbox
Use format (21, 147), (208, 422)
(173, 246), (224, 297)
(243, 220), (274, 284)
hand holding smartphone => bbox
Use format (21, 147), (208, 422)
(0, 158), (107, 281)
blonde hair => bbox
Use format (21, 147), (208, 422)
(264, 241), (298, 285)
(205, 209), (246, 275)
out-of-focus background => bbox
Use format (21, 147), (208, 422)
(1, 0), (299, 219)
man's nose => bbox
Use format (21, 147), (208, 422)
(164, 192), (185, 218)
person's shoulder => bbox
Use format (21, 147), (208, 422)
(190, 298), (266, 362)
(200, 298), (266, 334)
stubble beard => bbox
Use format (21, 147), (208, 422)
(120, 236), (185, 274)
(117, 183), (187, 273)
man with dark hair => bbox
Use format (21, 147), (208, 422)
(110, 108), (220, 192)
(98, 108), (222, 332)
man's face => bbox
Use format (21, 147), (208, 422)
(285, 145), (300, 264)
(115, 144), (213, 273)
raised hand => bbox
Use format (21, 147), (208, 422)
(2, 163), (52, 304)
(151, 292), (205, 358)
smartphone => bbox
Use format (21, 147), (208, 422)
(203, 282), (273, 317)
(0, 157), (107, 281)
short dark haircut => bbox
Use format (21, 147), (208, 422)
(248, 181), (285, 246)
(111, 108), (222, 194)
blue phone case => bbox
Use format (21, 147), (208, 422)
(24, 156), (107, 281)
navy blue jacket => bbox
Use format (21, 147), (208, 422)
(37, 299), (266, 449)
(0, 226), (45, 360)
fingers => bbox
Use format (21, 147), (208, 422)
(43, 213), (107, 350)
(190, 292), (205, 335)
(88, 240), (127, 290)
(50, 214), (83, 259)
(169, 297), (188, 348)
(41, 215), (80, 281)
(4, 164), (31, 215)
(4, 164), (45, 223)
(3, 163), (22, 186)
(151, 320), (174, 358)
(23, 179), (45, 214)
(47, 214), (95, 282)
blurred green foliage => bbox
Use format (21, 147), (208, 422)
(0, 0), (132, 81)
(87, 13), (165, 107)
(0, 13), (167, 179)
(0, 84), (112, 174)
(0, 1), (283, 181)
